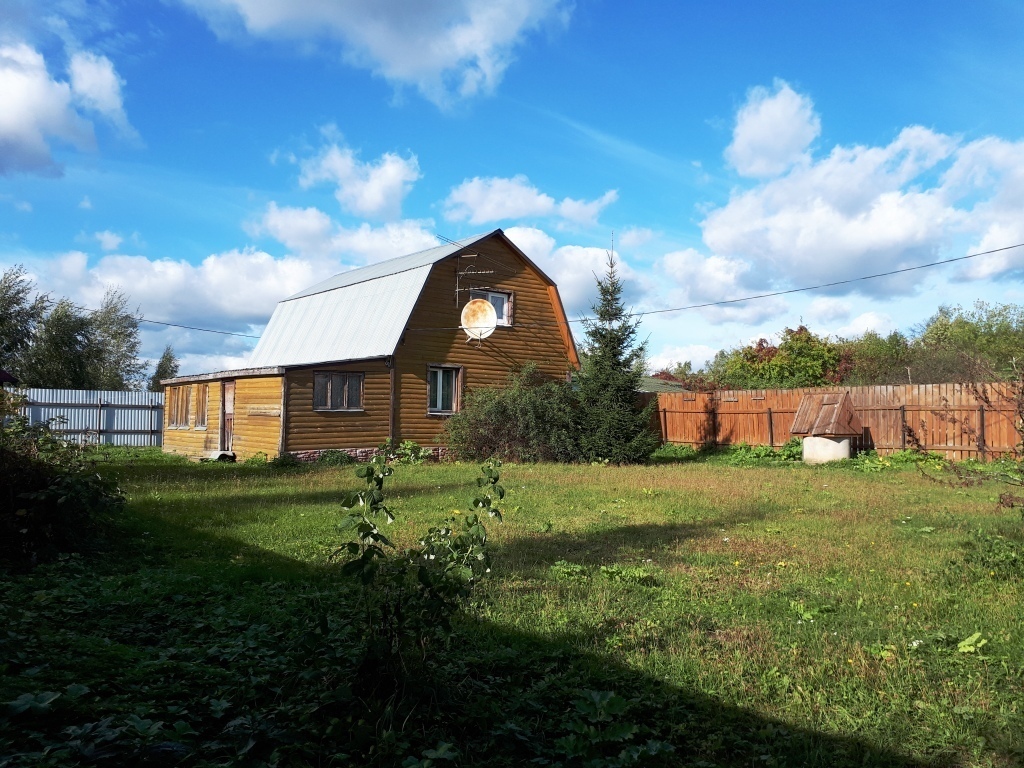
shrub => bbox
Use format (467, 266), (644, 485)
(317, 448), (355, 466)
(650, 443), (699, 463)
(243, 451), (268, 465)
(444, 363), (579, 462)
(377, 438), (427, 465)
(0, 390), (123, 569)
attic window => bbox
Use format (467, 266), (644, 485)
(313, 372), (363, 411)
(469, 289), (512, 326)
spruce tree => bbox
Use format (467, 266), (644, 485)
(574, 253), (659, 463)
(149, 345), (180, 391)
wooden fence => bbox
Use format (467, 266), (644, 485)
(642, 383), (1022, 461)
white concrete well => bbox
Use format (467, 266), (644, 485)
(802, 435), (852, 464)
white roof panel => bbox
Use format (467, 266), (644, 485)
(248, 264), (432, 367)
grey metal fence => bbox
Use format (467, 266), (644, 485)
(16, 388), (164, 447)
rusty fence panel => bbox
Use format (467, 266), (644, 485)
(650, 383), (1020, 461)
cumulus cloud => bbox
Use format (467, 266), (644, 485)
(646, 344), (718, 374)
(834, 311), (895, 338)
(299, 141), (421, 220)
(68, 51), (137, 140)
(659, 247), (787, 324)
(179, 0), (570, 106)
(619, 227), (654, 250)
(504, 225), (643, 316)
(94, 230), (123, 251)
(250, 201), (438, 263)
(704, 122), (968, 296)
(0, 42), (135, 176)
(807, 296), (852, 323)
(444, 175), (617, 226)
(726, 79), (820, 178)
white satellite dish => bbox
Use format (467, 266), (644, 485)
(461, 298), (497, 341)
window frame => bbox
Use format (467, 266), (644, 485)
(312, 372), (365, 412)
(168, 385), (191, 428)
(468, 288), (513, 326)
(195, 384), (209, 429)
(426, 365), (462, 415)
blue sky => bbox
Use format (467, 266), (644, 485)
(3, 0), (1024, 376)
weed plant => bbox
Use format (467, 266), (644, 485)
(1, 448), (1021, 766)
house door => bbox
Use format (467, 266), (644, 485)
(221, 380), (235, 451)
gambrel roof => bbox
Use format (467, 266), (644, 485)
(247, 229), (560, 368)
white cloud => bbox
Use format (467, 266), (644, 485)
(619, 227), (654, 250)
(444, 175), (617, 226)
(179, 0), (570, 106)
(68, 51), (137, 140)
(0, 42), (136, 176)
(94, 230), (123, 251)
(726, 79), (820, 178)
(834, 311), (895, 338)
(299, 141), (421, 220)
(647, 344), (718, 374)
(504, 225), (643, 316)
(807, 296), (852, 323)
(78, 195), (92, 209)
(703, 125), (964, 297)
(659, 247), (787, 324)
(250, 201), (438, 263)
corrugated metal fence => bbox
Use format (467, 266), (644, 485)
(16, 388), (164, 447)
(643, 382), (1022, 461)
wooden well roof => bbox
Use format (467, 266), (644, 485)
(790, 391), (862, 437)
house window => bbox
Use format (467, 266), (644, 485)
(168, 385), (190, 428)
(313, 372), (363, 411)
(195, 384), (209, 428)
(428, 366), (460, 413)
(469, 289), (512, 326)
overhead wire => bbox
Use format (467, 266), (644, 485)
(403, 240), (1024, 333)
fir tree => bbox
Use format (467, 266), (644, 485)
(574, 253), (659, 463)
(149, 345), (180, 391)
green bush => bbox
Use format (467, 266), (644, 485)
(317, 448), (355, 466)
(444, 363), (579, 462)
(377, 438), (427, 464)
(0, 390), (123, 569)
(650, 443), (700, 463)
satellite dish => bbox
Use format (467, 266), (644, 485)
(461, 298), (497, 341)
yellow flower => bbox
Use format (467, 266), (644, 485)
(733, 560), (741, 566)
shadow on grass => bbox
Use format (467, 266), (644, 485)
(491, 503), (779, 577)
(14, 500), (963, 768)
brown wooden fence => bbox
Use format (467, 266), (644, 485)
(642, 383), (1022, 461)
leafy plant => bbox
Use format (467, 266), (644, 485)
(317, 448), (356, 466)
(243, 451), (268, 465)
(0, 389), (123, 569)
(378, 438), (429, 465)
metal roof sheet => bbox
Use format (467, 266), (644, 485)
(285, 233), (492, 301)
(248, 264), (432, 367)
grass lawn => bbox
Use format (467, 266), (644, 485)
(1, 449), (1022, 767)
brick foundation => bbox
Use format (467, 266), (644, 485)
(289, 446), (450, 463)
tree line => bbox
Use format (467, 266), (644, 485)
(0, 265), (179, 391)
(656, 302), (1024, 390)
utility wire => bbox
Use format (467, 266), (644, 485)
(138, 318), (261, 338)
(404, 240), (1024, 333)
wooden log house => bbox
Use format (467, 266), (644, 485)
(161, 229), (579, 460)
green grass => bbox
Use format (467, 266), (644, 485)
(1, 448), (1022, 767)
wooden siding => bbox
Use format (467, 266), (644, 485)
(285, 361), (391, 451)
(162, 381), (222, 457)
(230, 376), (284, 459)
(394, 239), (576, 446)
(645, 382), (1023, 461)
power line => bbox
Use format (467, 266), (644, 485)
(138, 318), (260, 338)
(405, 240), (1024, 332)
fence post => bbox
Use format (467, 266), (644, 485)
(767, 408), (774, 447)
(978, 405), (986, 460)
(97, 393), (103, 444)
(900, 405), (906, 450)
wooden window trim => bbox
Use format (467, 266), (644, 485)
(195, 384), (209, 429)
(168, 385), (191, 429)
(468, 288), (513, 326)
(312, 371), (365, 412)
(426, 364), (463, 416)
